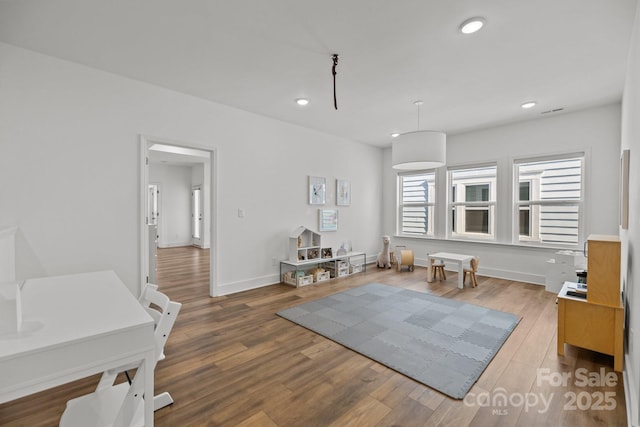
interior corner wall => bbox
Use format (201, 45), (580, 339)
(621, 2), (640, 425)
(0, 42), (383, 295)
(382, 103), (621, 285)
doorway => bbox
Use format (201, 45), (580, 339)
(139, 136), (217, 297)
(192, 185), (203, 246)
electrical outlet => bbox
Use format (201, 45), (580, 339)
(272, 257), (277, 266)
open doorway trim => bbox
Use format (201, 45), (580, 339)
(139, 135), (218, 297)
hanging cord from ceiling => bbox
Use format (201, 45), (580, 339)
(332, 54), (339, 110)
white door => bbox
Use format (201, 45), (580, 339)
(147, 184), (160, 284)
(192, 186), (203, 246)
(148, 184), (159, 225)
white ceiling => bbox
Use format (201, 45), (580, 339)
(0, 0), (636, 147)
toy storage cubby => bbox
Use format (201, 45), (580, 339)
(289, 226), (321, 262)
(281, 252), (366, 287)
(281, 226), (366, 287)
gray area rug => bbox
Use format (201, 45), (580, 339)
(277, 283), (519, 399)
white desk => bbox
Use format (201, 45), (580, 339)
(427, 252), (474, 289)
(0, 271), (155, 426)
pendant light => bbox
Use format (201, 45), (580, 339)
(392, 101), (446, 170)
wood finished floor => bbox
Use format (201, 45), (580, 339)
(0, 246), (627, 426)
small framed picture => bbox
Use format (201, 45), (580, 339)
(309, 176), (326, 205)
(336, 179), (351, 206)
(319, 208), (338, 232)
(322, 248), (333, 258)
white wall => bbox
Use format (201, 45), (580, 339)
(621, 2), (640, 425)
(0, 42), (383, 296)
(0, 227), (17, 282)
(382, 103), (621, 285)
(149, 164), (193, 248)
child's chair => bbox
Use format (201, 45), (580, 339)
(431, 258), (446, 281)
(463, 257), (480, 287)
(59, 285), (181, 427)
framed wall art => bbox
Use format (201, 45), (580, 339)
(309, 176), (326, 205)
(336, 179), (351, 206)
(319, 208), (338, 231)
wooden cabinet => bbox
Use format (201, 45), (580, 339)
(557, 283), (623, 371)
(586, 234), (621, 306)
(557, 234), (623, 371)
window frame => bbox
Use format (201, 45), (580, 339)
(513, 153), (585, 248)
(447, 164), (498, 241)
(518, 180), (533, 238)
(397, 170), (436, 237)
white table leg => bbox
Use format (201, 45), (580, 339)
(427, 255), (433, 282)
(457, 261), (464, 289)
(144, 349), (155, 427)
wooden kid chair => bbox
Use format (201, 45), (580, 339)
(463, 257), (479, 287)
(431, 258), (446, 281)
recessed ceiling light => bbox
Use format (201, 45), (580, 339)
(459, 17), (485, 34)
(391, 133), (400, 138)
(296, 98), (309, 106)
(521, 101), (537, 109)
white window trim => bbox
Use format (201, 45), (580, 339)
(512, 153), (585, 248)
(517, 179), (540, 242)
(397, 170), (436, 237)
(448, 165), (498, 241)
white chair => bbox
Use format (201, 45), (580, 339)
(138, 284), (176, 411)
(59, 285), (181, 427)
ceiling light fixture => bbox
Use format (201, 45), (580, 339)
(459, 17), (486, 34)
(296, 98), (309, 106)
(391, 133), (400, 138)
(521, 101), (537, 109)
(392, 101), (446, 170)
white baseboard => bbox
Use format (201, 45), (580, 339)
(158, 241), (193, 248)
(218, 255), (378, 296)
(217, 274), (281, 296)
(217, 255), (546, 296)
(414, 257), (545, 286)
(624, 364), (639, 427)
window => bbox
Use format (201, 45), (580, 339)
(515, 155), (583, 245)
(449, 165), (497, 239)
(398, 172), (435, 236)
(519, 181), (531, 237)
